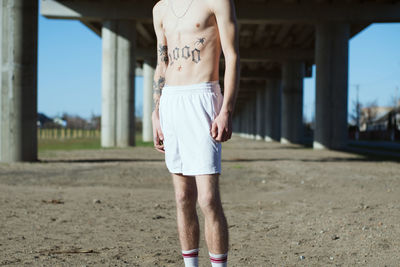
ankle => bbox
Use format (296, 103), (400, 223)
(209, 251), (228, 266)
(182, 248), (199, 267)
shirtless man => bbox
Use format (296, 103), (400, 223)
(151, 0), (240, 266)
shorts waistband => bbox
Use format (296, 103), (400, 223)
(162, 80), (221, 95)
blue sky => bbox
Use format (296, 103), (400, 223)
(38, 11), (400, 121)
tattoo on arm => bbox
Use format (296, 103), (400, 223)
(152, 76), (166, 112)
(158, 44), (169, 64)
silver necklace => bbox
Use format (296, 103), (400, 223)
(169, 0), (195, 19)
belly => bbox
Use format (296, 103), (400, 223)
(164, 47), (220, 86)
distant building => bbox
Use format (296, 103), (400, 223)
(360, 106), (394, 131)
(37, 113), (52, 128)
(358, 104), (400, 141)
(53, 117), (67, 127)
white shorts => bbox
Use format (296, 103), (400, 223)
(159, 80), (224, 176)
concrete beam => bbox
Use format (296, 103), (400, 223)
(80, 20), (101, 36)
(236, 2), (400, 24)
(41, 0), (400, 23)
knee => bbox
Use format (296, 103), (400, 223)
(175, 190), (197, 209)
(198, 192), (219, 215)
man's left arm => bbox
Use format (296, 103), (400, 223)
(209, 0), (240, 142)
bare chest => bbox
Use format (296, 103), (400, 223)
(161, 1), (215, 41)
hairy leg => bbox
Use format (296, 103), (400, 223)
(195, 173), (229, 254)
(172, 173), (200, 250)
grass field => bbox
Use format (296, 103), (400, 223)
(38, 132), (153, 151)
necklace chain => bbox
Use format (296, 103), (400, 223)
(169, 0), (195, 19)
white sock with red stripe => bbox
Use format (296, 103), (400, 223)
(182, 248), (199, 267)
(209, 252), (228, 266)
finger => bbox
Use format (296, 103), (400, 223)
(216, 125), (224, 141)
(158, 129), (164, 141)
(227, 131), (232, 140)
(154, 134), (160, 146)
(155, 147), (165, 153)
(152, 128), (157, 142)
(225, 129), (231, 141)
(211, 122), (218, 138)
(155, 143), (164, 151)
(221, 130), (228, 142)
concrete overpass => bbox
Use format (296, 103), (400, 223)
(1, 0), (400, 162)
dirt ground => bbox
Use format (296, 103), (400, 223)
(1, 135), (399, 266)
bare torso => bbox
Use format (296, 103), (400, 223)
(157, 0), (221, 86)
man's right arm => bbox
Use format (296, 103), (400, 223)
(152, 3), (168, 118)
(152, 2), (168, 153)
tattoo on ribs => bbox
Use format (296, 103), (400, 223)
(195, 37), (206, 46)
(167, 37), (206, 66)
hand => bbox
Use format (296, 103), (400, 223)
(152, 111), (165, 153)
(210, 110), (232, 142)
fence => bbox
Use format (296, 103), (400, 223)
(37, 128), (100, 140)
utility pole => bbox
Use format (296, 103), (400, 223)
(353, 84), (361, 140)
(356, 84), (360, 129)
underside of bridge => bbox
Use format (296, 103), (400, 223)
(1, 0), (400, 162)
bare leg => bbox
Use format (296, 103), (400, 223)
(195, 173), (229, 254)
(172, 173), (200, 250)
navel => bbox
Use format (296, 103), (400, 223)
(196, 23), (200, 28)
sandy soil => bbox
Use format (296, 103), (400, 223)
(1, 135), (399, 266)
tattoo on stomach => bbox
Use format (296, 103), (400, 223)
(168, 37), (206, 67)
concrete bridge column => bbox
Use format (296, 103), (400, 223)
(115, 20), (136, 147)
(314, 22), (350, 150)
(264, 78), (282, 142)
(101, 20), (136, 148)
(242, 102), (248, 138)
(238, 107), (243, 137)
(142, 59), (156, 142)
(233, 112), (240, 133)
(0, 0), (38, 162)
(240, 105), (247, 138)
(250, 96), (257, 139)
(101, 21), (117, 147)
(245, 101), (251, 138)
(281, 60), (305, 144)
(236, 113), (241, 133)
(255, 88), (265, 140)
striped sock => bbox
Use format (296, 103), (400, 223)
(182, 248), (199, 267)
(209, 252), (228, 267)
